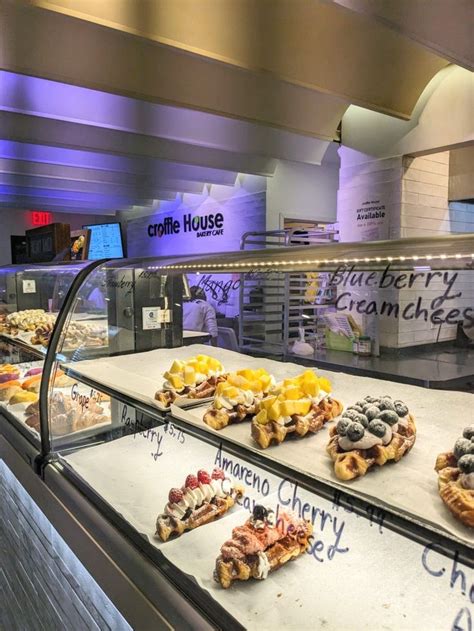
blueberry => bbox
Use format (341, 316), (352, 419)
(365, 405), (381, 421)
(378, 398), (396, 412)
(343, 409), (362, 422)
(394, 401), (409, 417)
(356, 401), (367, 409)
(368, 419), (387, 438)
(354, 413), (369, 428)
(453, 438), (472, 460)
(336, 418), (352, 436)
(462, 425), (474, 441)
(457, 454), (474, 474)
(364, 396), (377, 403)
(347, 405), (364, 414)
(347, 422), (365, 442)
(253, 505), (268, 521)
(378, 410), (399, 426)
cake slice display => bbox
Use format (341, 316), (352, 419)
(155, 468), (244, 542)
(214, 505), (313, 589)
(435, 425), (474, 528)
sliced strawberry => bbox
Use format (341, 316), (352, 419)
(184, 474), (199, 490)
(211, 467), (225, 480)
(168, 488), (183, 504)
(197, 469), (211, 484)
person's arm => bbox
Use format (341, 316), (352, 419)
(203, 303), (218, 345)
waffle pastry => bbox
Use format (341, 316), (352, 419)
(155, 355), (226, 406)
(203, 369), (274, 430)
(251, 370), (342, 449)
(31, 323), (54, 346)
(435, 426), (474, 527)
(0, 381), (22, 402)
(155, 467), (244, 542)
(327, 395), (416, 481)
(24, 392), (109, 435)
(214, 505), (313, 589)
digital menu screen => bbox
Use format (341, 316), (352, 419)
(83, 222), (124, 259)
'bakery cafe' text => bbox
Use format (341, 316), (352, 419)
(148, 212), (224, 239)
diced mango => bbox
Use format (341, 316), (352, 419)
(294, 399), (312, 416)
(268, 401), (282, 421)
(184, 366), (195, 385)
(167, 374), (184, 390)
(318, 377), (332, 393)
(237, 368), (255, 380)
(259, 374), (272, 391)
(215, 381), (226, 395)
(169, 360), (184, 374)
(284, 385), (303, 400)
(222, 385), (239, 399)
(255, 409), (269, 425)
(280, 400), (296, 417)
(283, 377), (297, 388)
(302, 380), (320, 398)
(302, 370), (317, 382)
(260, 396), (277, 410)
(196, 361), (208, 374)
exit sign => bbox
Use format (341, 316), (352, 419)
(30, 211), (53, 226)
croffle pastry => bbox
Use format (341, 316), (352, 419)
(155, 467), (244, 542)
(24, 392), (109, 435)
(21, 375), (42, 393)
(9, 390), (38, 405)
(0, 380), (22, 402)
(154, 355), (226, 406)
(327, 395), (416, 480)
(435, 425), (474, 528)
(214, 505), (313, 589)
(0, 364), (20, 383)
(251, 370), (342, 449)
(203, 368), (274, 430)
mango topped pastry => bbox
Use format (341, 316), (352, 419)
(251, 370), (343, 449)
(155, 355), (226, 406)
(204, 368), (275, 430)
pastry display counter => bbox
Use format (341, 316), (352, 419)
(1, 236), (473, 630)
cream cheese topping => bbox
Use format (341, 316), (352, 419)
(163, 480), (231, 520)
(214, 388), (255, 410)
(256, 551), (271, 580)
(459, 472), (474, 490)
(339, 433), (382, 451)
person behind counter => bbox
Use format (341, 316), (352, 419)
(183, 286), (218, 346)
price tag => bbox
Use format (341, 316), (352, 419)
(22, 279), (36, 294)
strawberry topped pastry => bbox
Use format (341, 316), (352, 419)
(214, 505), (313, 588)
(155, 355), (226, 407)
(203, 368), (275, 430)
(155, 467), (244, 542)
(251, 370), (343, 448)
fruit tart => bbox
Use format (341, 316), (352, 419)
(155, 468), (244, 542)
(155, 355), (226, 407)
(203, 368), (274, 430)
(214, 505), (313, 589)
(435, 426), (474, 528)
(251, 370), (342, 449)
(327, 395), (416, 481)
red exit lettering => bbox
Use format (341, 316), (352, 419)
(30, 211), (52, 226)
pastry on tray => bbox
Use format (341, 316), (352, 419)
(214, 505), (313, 589)
(22, 375), (42, 393)
(435, 425), (474, 527)
(327, 395), (416, 481)
(154, 355), (226, 406)
(251, 370), (342, 449)
(203, 369), (275, 430)
(0, 381), (22, 402)
(24, 392), (109, 434)
(0, 365), (20, 383)
(9, 390), (38, 405)
(155, 467), (244, 542)
(53, 370), (75, 388)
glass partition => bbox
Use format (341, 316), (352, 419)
(43, 236), (473, 629)
(0, 261), (92, 447)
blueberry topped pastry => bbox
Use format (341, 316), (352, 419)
(327, 394), (416, 481)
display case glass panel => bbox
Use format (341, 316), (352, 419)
(43, 236), (474, 629)
(0, 261), (92, 448)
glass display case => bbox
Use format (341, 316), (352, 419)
(9, 236), (474, 629)
(0, 260), (100, 461)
